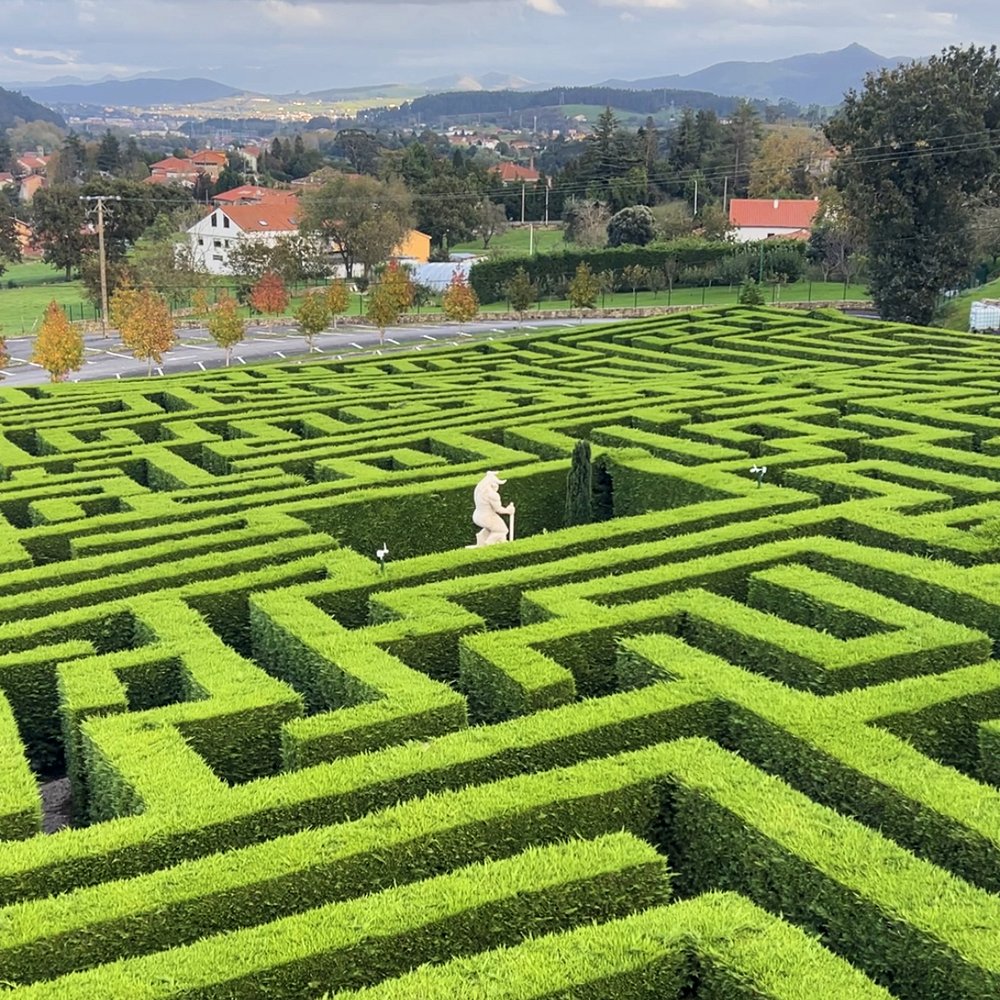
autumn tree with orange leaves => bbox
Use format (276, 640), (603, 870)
(250, 271), (289, 332)
(32, 301), (84, 382)
(441, 268), (479, 323)
(120, 288), (176, 376)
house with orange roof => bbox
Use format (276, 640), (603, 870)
(212, 184), (297, 207)
(18, 175), (46, 204)
(728, 198), (820, 243)
(187, 202), (300, 274)
(190, 150), (227, 180)
(491, 162), (540, 185)
(14, 153), (49, 177)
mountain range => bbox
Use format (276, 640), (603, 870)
(4, 44), (911, 113)
(18, 77), (245, 107)
(601, 44), (911, 107)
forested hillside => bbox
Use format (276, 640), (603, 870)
(0, 86), (64, 129)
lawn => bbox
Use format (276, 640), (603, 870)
(0, 263), (91, 334)
(450, 225), (568, 259)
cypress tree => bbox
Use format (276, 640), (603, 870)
(565, 439), (593, 526)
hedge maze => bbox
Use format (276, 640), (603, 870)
(3, 305), (1000, 997)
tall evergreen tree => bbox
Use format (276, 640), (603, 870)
(96, 131), (122, 175)
(565, 439), (593, 527)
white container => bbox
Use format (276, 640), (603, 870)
(970, 300), (1000, 332)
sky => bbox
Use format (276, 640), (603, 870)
(0, 0), (994, 93)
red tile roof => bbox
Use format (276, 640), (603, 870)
(150, 156), (196, 173)
(728, 198), (819, 230)
(191, 150), (227, 166)
(222, 203), (299, 233)
(492, 162), (540, 183)
(213, 185), (297, 205)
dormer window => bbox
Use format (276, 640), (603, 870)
(211, 213), (218, 227)
(223, 215), (230, 229)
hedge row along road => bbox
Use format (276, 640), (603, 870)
(1, 305), (1000, 998)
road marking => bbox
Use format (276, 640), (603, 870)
(375, 349), (382, 355)
(195, 361), (206, 371)
(414, 345), (422, 351)
(386, 337), (400, 345)
(422, 334), (436, 341)
(13, 358), (45, 368)
(350, 342), (364, 350)
(236, 356), (246, 364)
(156, 367), (164, 376)
(459, 331), (473, 337)
(252, 337), (284, 343)
(105, 350), (133, 360)
(115, 373), (121, 380)
(186, 344), (214, 351)
(274, 351), (286, 358)
(335, 354), (343, 360)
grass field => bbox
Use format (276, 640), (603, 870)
(450, 225), (568, 258)
(0, 262), (90, 334)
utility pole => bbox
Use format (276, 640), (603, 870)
(722, 175), (728, 215)
(520, 183), (526, 225)
(544, 177), (550, 226)
(80, 194), (121, 336)
(693, 177), (698, 216)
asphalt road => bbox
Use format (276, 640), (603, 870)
(0, 317), (615, 388)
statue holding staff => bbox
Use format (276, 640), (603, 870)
(470, 471), (515, 547)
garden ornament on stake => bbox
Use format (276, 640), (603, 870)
(376, 542), (389, 573)
(750, 465), (768, 488)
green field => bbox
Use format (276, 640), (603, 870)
(450, 225), (569, 258)
(936, 275), (1000, 331)
(0, 307), (999, 996)
(0, 262), (90, 333)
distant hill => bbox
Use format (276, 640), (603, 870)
(418, 72), (542, 92)
(0, 86), (64, 128)
(21, 77), (245, 107)
(601, 44), (912, 107)
(365, 86), (767, 129)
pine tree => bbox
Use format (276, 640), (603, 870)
(565, 439), (593, 527)
(206, 293), (245, 366)
(295, 290), (330, 350)
(441, 268), (479, 323)
(31, 301), (84, 382)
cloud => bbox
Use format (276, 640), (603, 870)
(258, 0), (327, 25)
(11, 47), (81, 64)
(525, 0), (567, 12)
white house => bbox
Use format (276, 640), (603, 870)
(728, 198), (820, 243)
(187, 203), (299, 275)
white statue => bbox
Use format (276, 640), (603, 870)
(470, 471), (515, 547)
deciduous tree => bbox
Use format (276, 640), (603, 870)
(441, 268), (479, 323)
(505, 266), (538, 317)
(206, 293), (245, 366)
(119, 289), (176, 376)
(295, 290), (330, 350)
(31, 301), (83, 381)
(367, 282), (402, 344)
(299, 174), (413, 279)
(568, 262), (600, 313)
(249, 271), (289, 331)
(826, 44), (1000, 325)
(325, 279), (350, 328)
(0, 199), (21, 277)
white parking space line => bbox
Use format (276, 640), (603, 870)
(104, 351), (133, 360)
(196, 361), (206, 371)
(386, 337), (400, 345)
(422, 334), (436, 341)
(274, 351), (286, 358)
(236, 356), (246, 364)
(186, 344), (214, 351)
(350, 342), (364, 350)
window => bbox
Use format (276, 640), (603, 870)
(223, 215), (230, 229)
(198, 238), (204, 246)
(213, 239), (222, 248)
(211, 213), (218, 227)
(212, 254), (223, 261)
